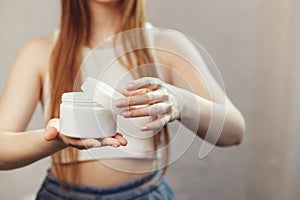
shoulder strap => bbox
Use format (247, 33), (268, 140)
(145, 22), (165, 81)
(53, 29), (60, 43)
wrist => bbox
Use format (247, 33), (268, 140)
(53, 137), (68, 149)
(162, 83), (182, 121)
(42, 130), (67, 151)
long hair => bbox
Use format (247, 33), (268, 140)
(48, 0), (169, 184)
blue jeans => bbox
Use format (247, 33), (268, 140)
(36, 170), (174, 200)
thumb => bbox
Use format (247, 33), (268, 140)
(44, 127), (59, 141)
(45, 118), (60, 141)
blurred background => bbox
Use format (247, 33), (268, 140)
(0, 0), (300, 199)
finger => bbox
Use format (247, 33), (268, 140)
(115, 90), (168, 107)
(44, 127), (59, 141)
(122, 103), (171, 118)
(59, 135), (101, 149)
(64, 138), (86, 150)
(114, 133), (128, 146)
(80, 138), (102, 148)
(46, 118), (60, 130)
(114, 87), (134, 97)
(140, 115), (171, 131)
(126, 77), (161, 91)
(100, 137), (122, 147)
(115, 87), (151, 97)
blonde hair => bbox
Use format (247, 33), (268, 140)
(48, 0), (169, 184)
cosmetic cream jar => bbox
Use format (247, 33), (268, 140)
(60, 78), (156, 139)
(117, 115), (155, 139)
(59, 92), (116, 138)
(81, 77), (126, 115)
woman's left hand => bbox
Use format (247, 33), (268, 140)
(115, 77), (181, 131)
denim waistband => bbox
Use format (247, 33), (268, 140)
(43, 169), (161, 196)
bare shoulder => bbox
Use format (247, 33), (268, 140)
(19, 35), (55, 66)
(153, 28), (191, 46)
(152, 29), (213, 100)
(0, 34), (56, 131)
(153, 29), (198, 65)
(16, 34), (55, 80)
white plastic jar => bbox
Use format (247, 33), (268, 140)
(59, 92), (116, 138)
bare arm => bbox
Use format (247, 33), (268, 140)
(156, 31), (246, 146)
(115, 30), (245, 146)
(0, 38), (65, 169)
(0, 129), (65, 170)
(0, 38), (126, 170)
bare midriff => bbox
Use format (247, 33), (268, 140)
(51, 159), (157, 187)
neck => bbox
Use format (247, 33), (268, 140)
(87, 1), (122, 48)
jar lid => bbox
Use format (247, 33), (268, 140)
(81, 78), (126, 114)
(62, 92), (96, 103)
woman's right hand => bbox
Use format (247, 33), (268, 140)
(44, 119), (127, 150)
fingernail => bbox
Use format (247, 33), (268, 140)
(127, 83), (135, 91)
(140, 125), (148, 131)
(92, 142), (101, 148)
(115, 99), (125, 107)
(122, 111), (131, 117)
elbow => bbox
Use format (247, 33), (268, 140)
(216, 129), (243, 147)
(0, 161), (13, 171)
(0, 156), (24, 170)
(0, 161), (25, 171)
(0, 162), (4, 170)
(216, 112), (246, 147)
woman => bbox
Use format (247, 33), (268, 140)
(0, 0), (245, 199)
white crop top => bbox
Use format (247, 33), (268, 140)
(42, 23), (163, 163)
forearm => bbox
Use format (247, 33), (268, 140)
(167, 84), (245, 146)
(0, 129), (66, 170)
(114, 76), (245, 146)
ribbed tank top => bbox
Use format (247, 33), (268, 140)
(42, 23), (163, 163)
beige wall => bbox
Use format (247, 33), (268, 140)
(0, 1), (60, 200)
(0, 0), (299, 199)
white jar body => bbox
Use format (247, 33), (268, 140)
(117, 115), (155, 139)
(59, 93), (116, 138)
